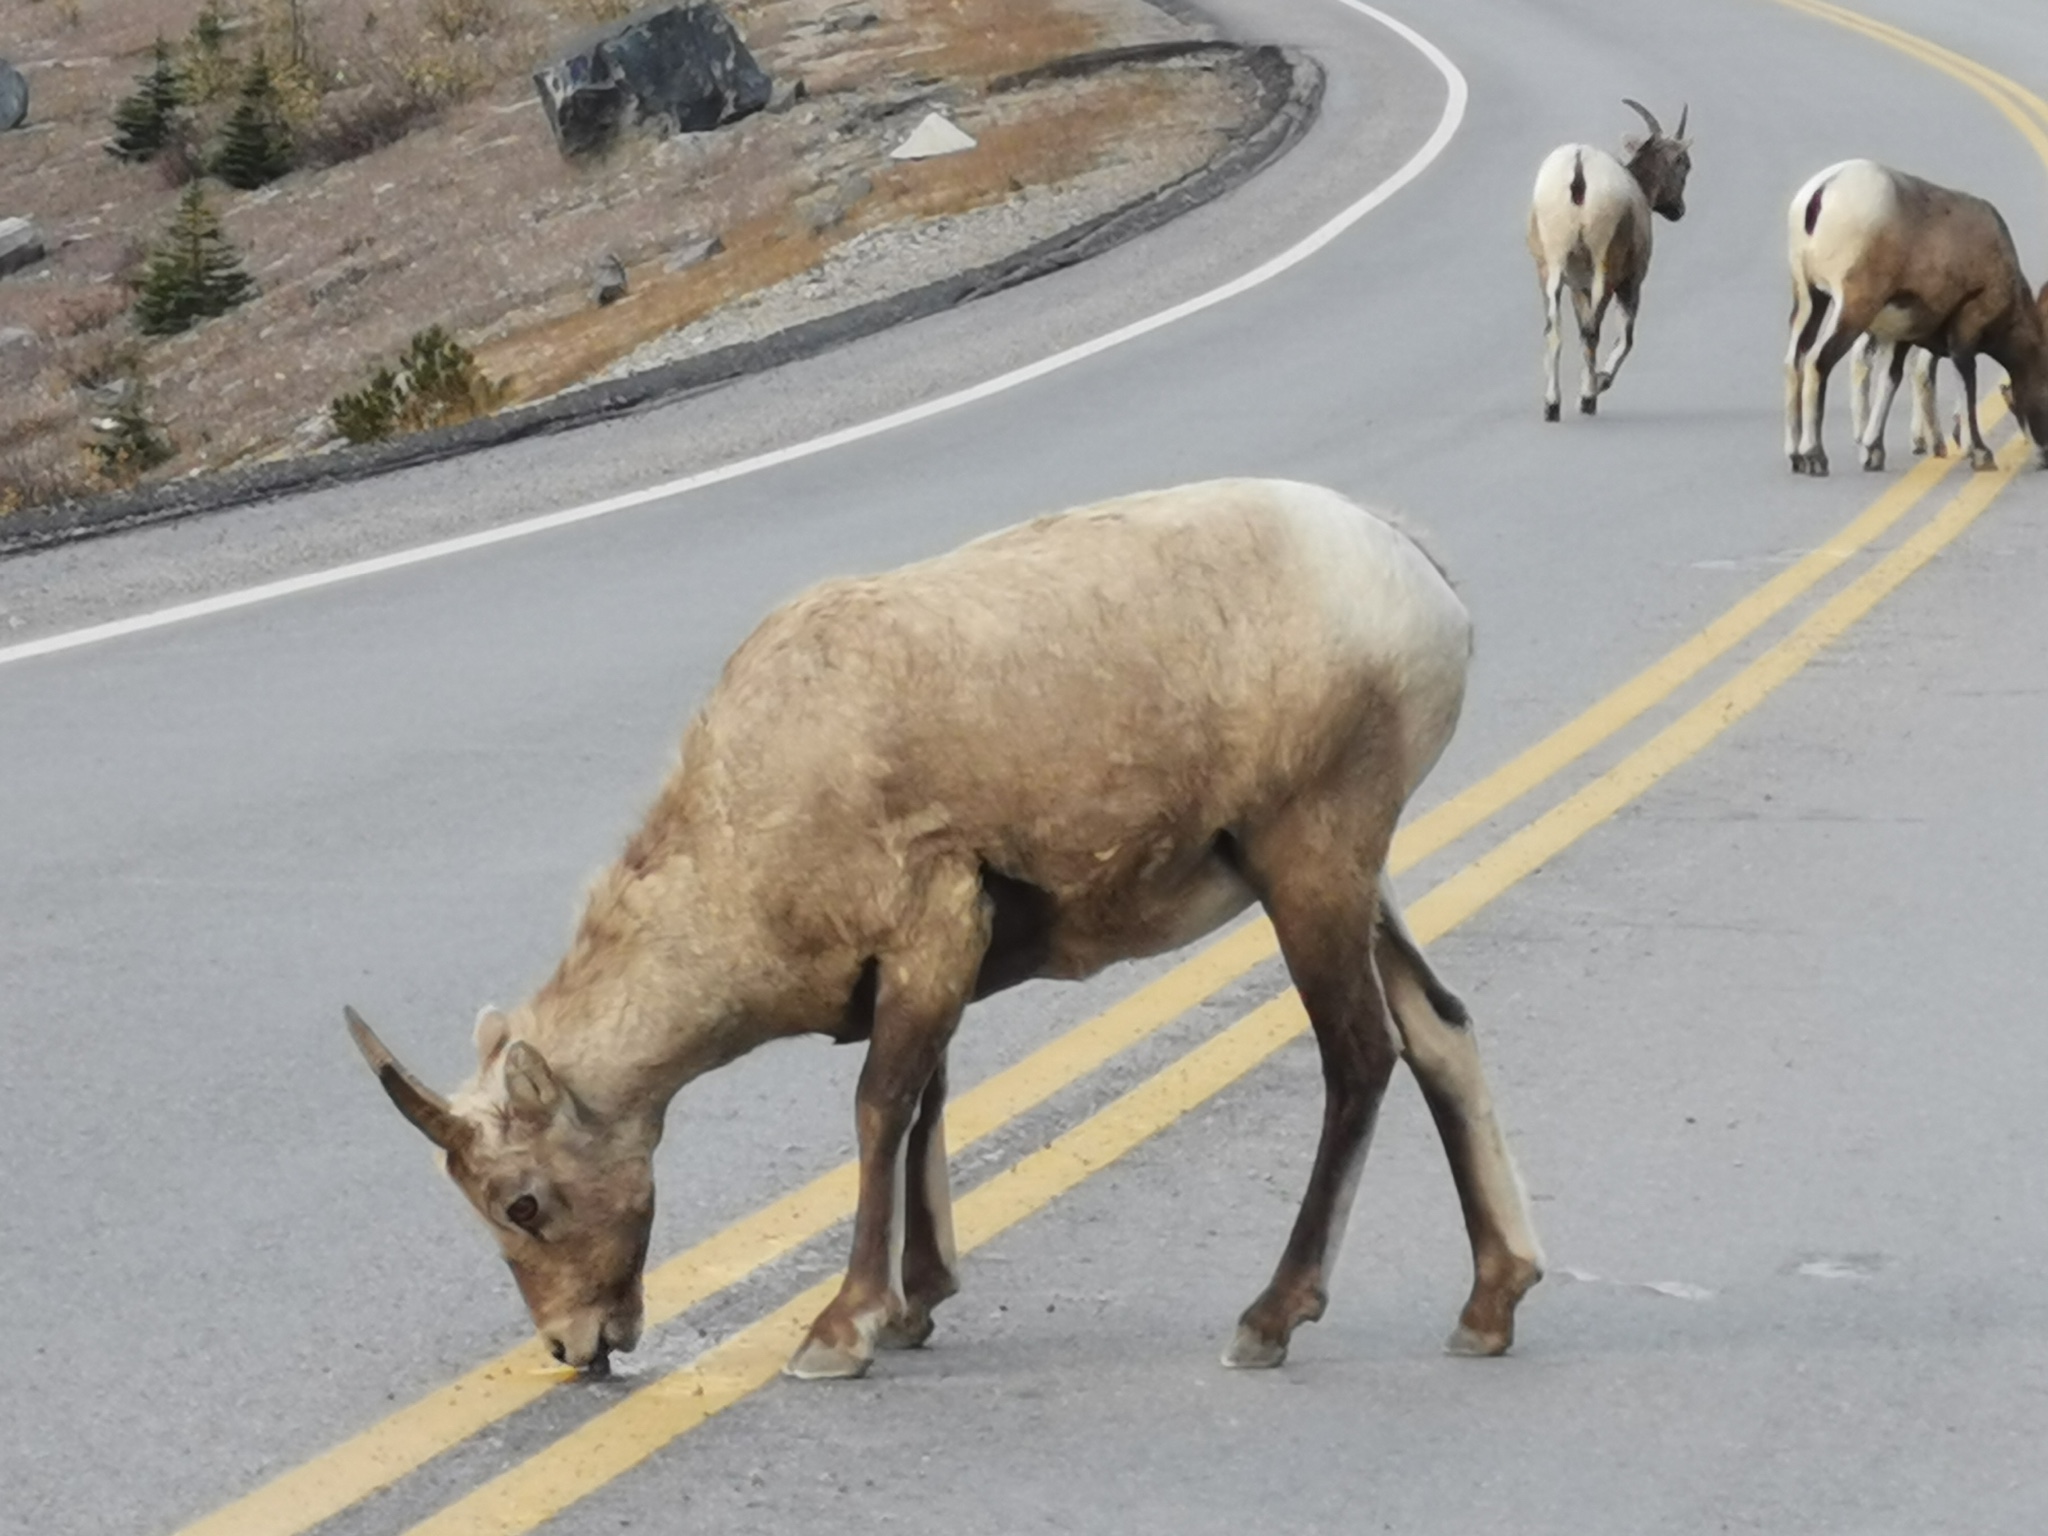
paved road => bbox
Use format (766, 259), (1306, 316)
(4, 2), (2047, 1533)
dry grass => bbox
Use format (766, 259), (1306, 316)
(0, 0), (1238, 509)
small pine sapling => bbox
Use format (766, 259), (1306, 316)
(213, 57), (297, 189)
(108, 39), (186, 163)
(132, 185), (257, 336)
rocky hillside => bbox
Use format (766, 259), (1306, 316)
(0, 0), (1264, 518)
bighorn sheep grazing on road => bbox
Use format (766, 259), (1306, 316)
(1786, 158), (2048, 474)
(1527, 99), (1693, 421)
(348, 479), (1545, 1381)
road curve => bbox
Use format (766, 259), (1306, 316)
(4, 2), (2048, 1533)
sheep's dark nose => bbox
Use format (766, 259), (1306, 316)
(547, 1339), (567, 1363)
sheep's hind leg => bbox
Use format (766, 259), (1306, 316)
(1575, 286), (1608, 415)
(1799, 324), (1857, 477)
(1787, 283), (1831, 472)
(1375, 880), (1543, 1356)
(1223, 799), (1401, 1370)
(1594, 278), (1639, 396)
(1541, 273), (1568, 422)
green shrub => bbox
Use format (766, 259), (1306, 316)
(132, 185), (257, 336)
(330, 327), (507, 444)
(89, 395), (175, 484)
(108, 38), (186, 162)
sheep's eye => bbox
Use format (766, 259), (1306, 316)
(506, 1194), (541, 1230)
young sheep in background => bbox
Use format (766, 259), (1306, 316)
(1527, 100), (1693, 421)
(1786, 159), (2048, 474)
(1850, 337), (1944, 458)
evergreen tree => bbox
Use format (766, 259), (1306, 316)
(212, 57), (296, 189)
(132, 185), (257, 337)
(107, 39), (185, 163)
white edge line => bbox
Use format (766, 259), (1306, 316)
(0, 2), (1466, 673)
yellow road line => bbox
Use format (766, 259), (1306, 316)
(399, 434), (2027, 1536)
(1774, 0), (2048, 154)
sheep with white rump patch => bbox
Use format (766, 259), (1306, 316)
(347, 478), (1545, 1382)
(1528, 100), (1693, 421)
(1786, 158), (2048, 474)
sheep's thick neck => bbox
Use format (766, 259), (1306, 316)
(1983, 281), (2048, 385)
(517, 841), (756, 1126)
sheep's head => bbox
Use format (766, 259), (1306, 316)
(347, 1007), (654, 1375)
(1622, 99), (1692, 220)
(2006, 371), (2048, 457)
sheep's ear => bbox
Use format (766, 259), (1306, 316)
(1622, 134), (1644, 155)
(474, 1006), (511, 1065)
(503, 1040), (567, 1123)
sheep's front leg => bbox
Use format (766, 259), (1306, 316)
(1908, 349), (1944, 456)
(1954, 353), (1998, 470)
(1848, 334), (1874, 445)
(788, 886), (984, 1381)
(1857, 340), (1909, 472)
(875, 1054), (959, 1349)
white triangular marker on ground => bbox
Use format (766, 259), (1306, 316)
(890, 111), (977, 161)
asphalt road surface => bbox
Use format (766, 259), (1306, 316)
(5, 1), (2048, 1533)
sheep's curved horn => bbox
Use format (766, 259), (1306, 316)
(1621, 98), (1664, 139)
(1675, 102), (1688, 140)
(346, 1006), (471, 1150)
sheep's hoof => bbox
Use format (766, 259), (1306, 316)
(783, 1335), (873, 1380)
(1543, 401), (1560, 423)
(1221, 1324), (1290, 1370)
(1578, 395), (1598, 416)
(874, 1305), (936, 1351)
(1595, 370), (1616, 394)
(1862, 444), (1886, 472)
(1970, 447), (1998, 471)
(1445, 1322), (1514, 1357)
(1804, 450), (1830, 477)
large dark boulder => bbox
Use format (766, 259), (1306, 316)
(0, 59), (28, 132)
(534, 3), (772, 157)
(0, 217), (46, 278)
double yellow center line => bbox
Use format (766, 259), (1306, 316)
(173, 5), (2048, 1534)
